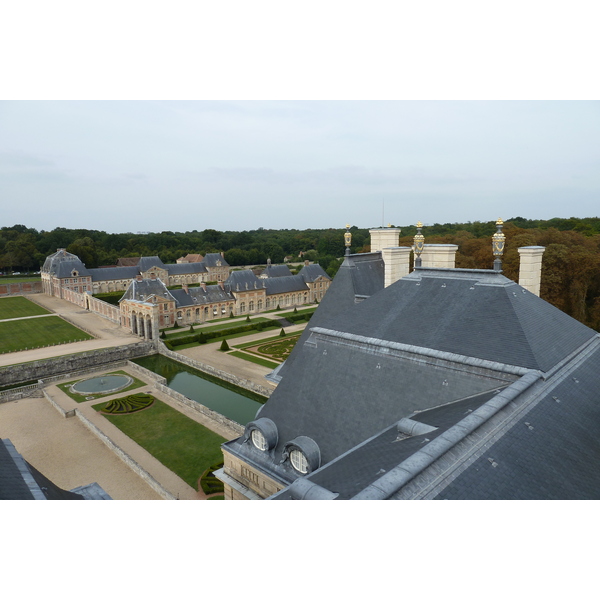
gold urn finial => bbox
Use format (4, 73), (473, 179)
(344, 224), (352, 255)
(492, 218), (506, 271)
(413, 221), (425, 268)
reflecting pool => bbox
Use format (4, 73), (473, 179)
(132, 354), (265, 426)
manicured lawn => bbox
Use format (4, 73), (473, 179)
(0, 296), (51, 320)
(94, 397), (226, 489)
(229, 351), (280, 369)
(0, 316), (93, 354)
(57, 370), (148, 402)
(172, 325), (281, 350)
(233, 332), (299, 349)
(0, 277), (41, 284)
(276, 307), (317, 318)
(165, 317), (271, 338)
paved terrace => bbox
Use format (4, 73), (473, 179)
(1, 295), (311, 499)
(0, 364), (240, 500)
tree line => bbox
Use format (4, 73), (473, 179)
(1, 217), (599, 330)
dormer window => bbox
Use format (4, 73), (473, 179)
(290, 449), (309, 474)
(72, 270), (79, 277)
(251, 429), (268, 451)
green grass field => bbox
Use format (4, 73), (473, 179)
(0, 296), (51, 320)
(229, 351), (280, 369)
(0, 316), (93, 354)
(94, 398), (226, 488)
(0, 277), (42, 284)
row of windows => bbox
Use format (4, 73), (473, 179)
(250, 428), (312, 475)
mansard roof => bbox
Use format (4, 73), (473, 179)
(42, 249), (90, 277)
(263, 264), (293, 278)
(225, 270), (266, 291)
(225, 261), (600, 500)
(167, 262), (208, 275)
(170, 284), (235, 307)
(202, 253), (229, 268)
(119, 278), (176, 304)
(298, 263), (332, 283)
(88, 266), (139, 281)
(138, 256), (167, 271)
(264, 275), (309, 295)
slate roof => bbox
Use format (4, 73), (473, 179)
(224, 258), (600, 500)
(202, 253), (229, 268)
(263, 264), (293, 278)
(274, 252), (384, 381)
(0, 438), (108, 500)
(42, 249), (90, 277)
(116, 257), (141, 267)
(170, 284), (235, 307)
(264, 275), (309, 296)
(119, 278), (176, 303)
(138, 256), (166, 271)
(167, 263), (208, 275)
(88, 266), (139, 282)
(324, 267), (596, 372)
(225, 270), (266, 291)
(298, 263), (332, 283)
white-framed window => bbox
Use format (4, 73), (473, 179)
(290, 449), (309, 474)
(249, 300), (254, 311)
(240, 302), (246, 313)
(258, 299), (263, 310)
(251, 429), (268, 451)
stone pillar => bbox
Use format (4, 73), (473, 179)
(518, 246), (545, 296)
(381, 247), (412, 287)
(420, 244), (458, 269)
(369, 228), (401, 253)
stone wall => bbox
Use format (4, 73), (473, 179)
(0, 342), (154, 387)
(86, 295), (121, 324)
(0, 281), (43, 296)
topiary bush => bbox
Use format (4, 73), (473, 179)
(220, 339), (230, 351)
(279, 328), (286, 337)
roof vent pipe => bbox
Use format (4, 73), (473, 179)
(396, 418), (438, 437)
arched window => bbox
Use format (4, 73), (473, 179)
(258, 299), (263, 310)
(240, 302), (246, 313)
(249, 300), (254, 311)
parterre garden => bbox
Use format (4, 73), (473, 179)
(93, 396), (226, 490)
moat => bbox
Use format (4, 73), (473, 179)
(132, 354), (265, 426)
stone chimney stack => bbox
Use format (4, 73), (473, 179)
(136, 274), (143, 282)
(419, 244), (458, 269)
(219, 281), (225, 290)
(182, 283), (189, 293)
(305, 260), (309, 266)
(369, 227), (401, 253)
(201, 282), (207, 292)
(518, 246), (545, 296)
(381, 247), (412, 287)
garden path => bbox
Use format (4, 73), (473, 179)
(177, 322), (308, 390)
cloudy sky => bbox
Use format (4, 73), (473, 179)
(2, 100), (598, 234)
(1, 3), (598, 235)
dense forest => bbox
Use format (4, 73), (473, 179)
(1, 216), (600, 331)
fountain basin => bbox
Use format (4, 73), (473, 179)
(71, 374), (133, 395)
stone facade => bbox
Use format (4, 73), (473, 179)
(221, 447), (285, 500)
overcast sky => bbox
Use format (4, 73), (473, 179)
(1, 100), (598, 234)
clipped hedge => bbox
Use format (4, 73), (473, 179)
(101, 393), (155, 414)
(200, 461), (225, 495)
(165, 319), (283, 349)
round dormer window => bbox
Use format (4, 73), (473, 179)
(251, 428), (268, 451)
(290, 448), (309, 474)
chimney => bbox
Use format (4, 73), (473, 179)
(182, 283), (188, 293)
(419, 244), (458, 269)
(381, 247), (412, 287)
(221, 251), (225, 258)
(136, 275), (143, 282)
(369, 227), (401, 253)
(305, 260), (309, 266)
(518, 246), (545, 296)
(201, 282), (207, 292)
(150, 273), (156, 279)
(219, 281), (224, 290)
